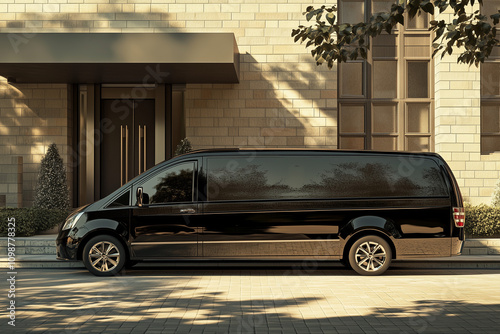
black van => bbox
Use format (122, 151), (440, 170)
(56, 149), (465, 276)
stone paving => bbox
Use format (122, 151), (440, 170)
(2, 266), (500, 334)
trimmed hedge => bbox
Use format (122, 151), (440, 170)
(465, 204), (500, 238)
(0, 208), (69, 237)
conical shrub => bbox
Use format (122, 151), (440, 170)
(33, 143), (70, 210)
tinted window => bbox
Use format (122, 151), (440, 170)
(140, 162), (195, 204)
(107, 190), (130, 208)
(207, 155), (448, 201)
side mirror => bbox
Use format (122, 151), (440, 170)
(136, 187), (143, 207)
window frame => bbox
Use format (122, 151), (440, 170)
(338, 0), (434, 152)
(133, 160), (198, 206)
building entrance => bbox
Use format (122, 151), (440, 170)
(100, 99), (156, 198)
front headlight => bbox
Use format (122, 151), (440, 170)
(62, 212), (84, 231)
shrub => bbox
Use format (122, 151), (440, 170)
(0, 208), (37, 236)
(33, 208), (70, 232)
(0, 207), (69, 237)
(34, 143), (70, 210)
(465, 203), (500, 238)
(174, 138), (193, 156)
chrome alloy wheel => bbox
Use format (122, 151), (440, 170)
(354, 241), (387, 272)
(88, 241), (121, 272)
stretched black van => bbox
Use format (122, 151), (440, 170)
(56, 149), (465, 276)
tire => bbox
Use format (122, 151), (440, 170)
(340, 258), (351, 269)
(82, 235), (126, 276)
(348, 235), (392, 276)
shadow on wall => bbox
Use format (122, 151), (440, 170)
(185, 53), (338, 149)
(0, 79), (69, 207)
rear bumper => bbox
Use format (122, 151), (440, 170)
(452, 237), (464, 256)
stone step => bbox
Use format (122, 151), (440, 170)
(0, 236), (56, 255)
(1, 236), (500, 256)
(461, 239), (500, 255)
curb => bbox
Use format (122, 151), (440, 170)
(2, 255), (500, 270)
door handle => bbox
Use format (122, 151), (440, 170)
(180, 208), (195, 214)
(120, 125), (129, 186)
(138, 125), (147, 174)
(138, 125), (142, 175)
(143, 125), (146, 173)
(120, 125), (123, 186)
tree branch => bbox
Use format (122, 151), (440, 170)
(291, 0), (498, 67)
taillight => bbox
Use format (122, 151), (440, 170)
(453, 207), (465, 228)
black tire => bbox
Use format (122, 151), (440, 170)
(82, 235), (126, 276)
(348, 235), (392, 276)
(340, 258), (351, 269)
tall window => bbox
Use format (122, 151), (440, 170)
(338, 0), (434, 151)
(481, 1), (500, 154)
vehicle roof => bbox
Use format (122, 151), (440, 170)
(176, 147), (442, 158)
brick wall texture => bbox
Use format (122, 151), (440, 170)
(434, 7), (500, 205)
(0, 0), (498, 206)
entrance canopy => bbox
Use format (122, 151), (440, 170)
(0, 33), (239, 84)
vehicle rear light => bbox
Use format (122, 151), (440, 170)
(453, 207), (465, 228)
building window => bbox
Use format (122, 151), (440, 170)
(480, 1), (500, 154)
(338, 0), (434, 151)
(481, 63), (500, 154)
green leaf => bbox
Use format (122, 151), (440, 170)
(492, 13), (500, 25)
(306, 11), (315, 21)
(422, 2), (435, 15)
(326, 12), (336, 25)
(395, 13), (404, 26)
(360, 47), (367, 59)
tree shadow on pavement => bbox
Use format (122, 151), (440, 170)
(6, 268), (500, 334)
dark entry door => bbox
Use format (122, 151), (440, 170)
(100, 99), (156, 198)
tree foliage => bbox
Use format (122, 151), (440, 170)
(174, 138), (193, 156)
(34, 143), (70, 210)
(291, 0), (500, 67)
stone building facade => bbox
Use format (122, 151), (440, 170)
(0, 0), (498, 207)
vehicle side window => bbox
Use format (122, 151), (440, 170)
(139, 162), (195, 204)
(107, 190), (131, 208)
(207, 155), (448, 201)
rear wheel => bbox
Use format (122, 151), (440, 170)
(340, 258), (351, 269)
(83, 235), (126, 276)
(348, 235), (392, 276)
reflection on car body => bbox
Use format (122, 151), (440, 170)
(57, 149), (465, 276)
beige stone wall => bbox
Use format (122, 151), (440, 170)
(0, 0), (338, 150)
(0, 1), (338, 207)
(434, 7), (500, 205)
(0, 79), (72, 207)
(2, 1), (496, 205)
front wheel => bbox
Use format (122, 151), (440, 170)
(348, 235), (392, 276)
(83, 235), (126, 276)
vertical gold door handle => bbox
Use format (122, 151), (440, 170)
(120, 126), (123, 186)
(138, 125), (142, 175)
(125, 125), (129, 183)
(143, 125), (147, 172)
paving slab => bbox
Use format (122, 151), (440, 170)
(1, 267), (499, 334)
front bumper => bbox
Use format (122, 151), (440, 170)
(56, 229), (79, 260)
